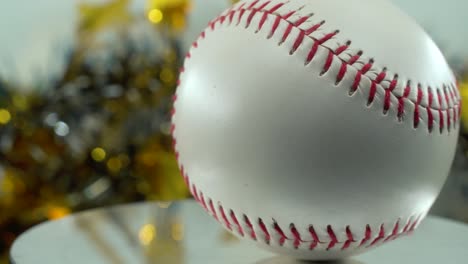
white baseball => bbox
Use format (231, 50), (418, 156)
(171, 0), (461, 260)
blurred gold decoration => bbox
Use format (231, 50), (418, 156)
(79, 0), (132, 35)
(0, 0), (190, 259)
(146, 0), (191, 31)
(460, 77), (468, 132)
(139, 224), (157, 245)
(0, 109), (11, 125)
(230, 0), (241, 4)
(141, 204), (185, 263)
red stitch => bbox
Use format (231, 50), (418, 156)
(244, 215), (257, 240)
(247, 0), (260, 9)
(238, 9), (247, 25)
(322, 51), (334, 75)
(171, 138), (177, 151)
(281, 23), (294, 44)
(427, 88), (434, 131)
(446, 109), (451, 131)
(348, 51), (363, 65)
(258, 219), (271, 243)
(209, 21), (215, 30)
(175, 150), (179, 160)
(375, 70), (387, 83)
(439, 109), (445, 133)
(228, 10), (236, 24)
(436, 89), (445, 132)
(453, 106), (458, 126)
(336, 62), (347, 84)
(306, 42), (319, 64)
(199, 192), (208, 211)
(318, 31), (339, 45)
(425, 107), (434, 131)
(258, 12), (269, 31)
(388, 76), (398, 91)
(342, 226), (355, 250)
(182, 171), (188, 186)
(268, 2), (284, 13)
(350, 72), (362, 94)
(291, 30), (305, 53)
(402, 217), (412, 233)
(308, 226), (321, 250)
(304, 21), (324, 35)
(326, 225), (338, 250)
(235, 2), (247, 11)
(180, 164), (185, 178)
(450, 85), (458, 121)
(361, 61), (373, 74)
(443, 86), (451, 107)
(360, 227), (372, 242)
(384, 220), (400, 242)
(247, 9), (259, 27)
(368, 225), (385, 247)
(414, 86), (423, 128)
(255, 1), (272, 12)
(384, 90), (391, 113)
(273, 223), (287, 246)
(282, 10), (296, 20)
(437, 88), (443, 107)
(368, 82), (377, 105)
(290, 225), (302, 249)
(219, 15), (226, 24)
(191, 184), (200, 202)
(294, 16), (310, 27)
(335, 45), (348, 55)
(185, 52), (191, 59)
(269, 16), (282, 38)
(200, 31), (206, 39)
(449, 85), (456, 103)
(398, 84), (411, 120)
(230, 210), (245, 237)
(179, 67), (185, 73)
(409, 215), (421, 232)
(172, 94), (177, 102)
(219, 205), (232, 230)
(208, 199), (219, 221)
(170, 123), (175, 135)
(170, 108), (176, 117)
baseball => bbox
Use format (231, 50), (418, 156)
(171, 0), (461, 260)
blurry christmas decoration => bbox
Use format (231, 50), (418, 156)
(0, 0), (190, 260)
(146, 0), (191, 32)
(460, 76), (468, 133)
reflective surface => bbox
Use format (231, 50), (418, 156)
(10, 200), (468, 264)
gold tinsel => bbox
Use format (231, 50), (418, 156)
(460, 78), (468, 132)
(146, 0), (191, 32)
(0, 0), (192, 261)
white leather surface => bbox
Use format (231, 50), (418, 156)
(172, 0), (460, 259)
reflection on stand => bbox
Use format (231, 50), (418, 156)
(74, 202), (186, 263)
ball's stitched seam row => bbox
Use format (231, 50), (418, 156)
(180, 171), (422, 250)
(204, 1), (461, 133)
(170, 0), (431, 251)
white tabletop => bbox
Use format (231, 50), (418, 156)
(10, 200), (468, 264)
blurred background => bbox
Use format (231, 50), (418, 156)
(0, 0), (467, 262)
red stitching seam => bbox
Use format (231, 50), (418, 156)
(178, 169), (423, 251)
(202, 2), (460, 133)
(170, 0), (443, 251)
